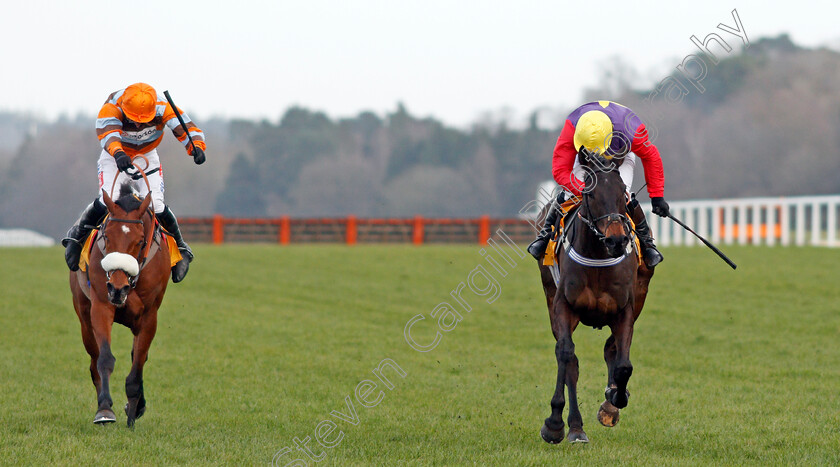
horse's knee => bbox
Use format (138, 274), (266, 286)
(96, 346), (115, 374)
(555, 338), (575, 364)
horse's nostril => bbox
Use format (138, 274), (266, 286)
(106, 282), (130, 304)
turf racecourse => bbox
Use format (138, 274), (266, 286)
(1, 245), (838, 466)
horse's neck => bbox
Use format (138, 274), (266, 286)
(570, 207), (612, 260)
(570, 222), (601, 259)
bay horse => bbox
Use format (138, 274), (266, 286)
(69, 185), (170, 426)
(537, 151), (655, 444)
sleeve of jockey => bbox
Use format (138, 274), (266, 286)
(96, 101), (125, 157)
(630, 124), (665, 198)
(552, 119), (585, 197)
(163, 104), (207, 156)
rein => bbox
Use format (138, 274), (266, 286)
(109, 154), (155, 212)
(104, 153), (158, 287)
(578, 159), (634, 245)
(107, 218), (143, 224)
(560, 153), (636, 268)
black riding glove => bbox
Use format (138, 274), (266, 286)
(192, 147), (206, 165)
(114, 150), (133, 173)
(651, 197), (670, 217)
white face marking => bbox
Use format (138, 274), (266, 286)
(121, 225), (131, 234)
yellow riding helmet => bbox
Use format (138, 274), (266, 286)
(120, 83), (157, 123)
(573, 110), (614, 158)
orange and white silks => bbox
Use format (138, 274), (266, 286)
(96, 87), (207, 159)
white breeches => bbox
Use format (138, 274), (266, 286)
(97, 149), (165, 213)
(572, 153), (636, 195)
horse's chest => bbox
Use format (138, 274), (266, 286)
(570, 287), (618, 314)
(563, 278), (631, 315)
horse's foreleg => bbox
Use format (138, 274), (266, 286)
(606, 308), (634, 409)
(90, 302), (116, 424)
(565, 352), (588, 443)
(126, 311), (157, 428)
(80, 321), (102, 397)
(72, 281), (102, 401)
(598, 334), (621, 427)
(603, 334), (617, 388)
(541, 301), (578, 444)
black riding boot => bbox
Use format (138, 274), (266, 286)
(627, 198), (663, 268)
(62, 198), (108, 271)
(156, 206), (193, 283)
(527, 194), (565, 260)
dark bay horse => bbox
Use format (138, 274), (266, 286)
(69, 186), (170, 426)
(537, 152), (655, 444)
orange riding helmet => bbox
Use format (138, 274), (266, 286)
(120, 83), (157, 123)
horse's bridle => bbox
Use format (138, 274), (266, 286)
(100, 210), (155, 288)
(577, 154), (634, 244)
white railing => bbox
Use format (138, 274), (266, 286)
(0, 229), (56, 247)
(641, 195), (840, 247)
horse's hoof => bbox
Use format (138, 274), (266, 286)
(605, 386), (630, 409)
(540, 423), (565, 444)
(125, 399), (146, 418)
(93, 409), (116, 425)
(124, 404), (135, 428)
(567, 429), (589, 443)
(124, 402), (146, 427)
(597, 401), (620, 427)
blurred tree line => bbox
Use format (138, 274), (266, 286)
(215, 103), (554, 218)
(1, 35), (839, 239)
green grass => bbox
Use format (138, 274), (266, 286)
(1, 244), (839, 466)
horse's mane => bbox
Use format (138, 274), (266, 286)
(114, 184), (144, 213)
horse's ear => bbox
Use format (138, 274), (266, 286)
(101, 189), (117, 212)
(138, 192), (152, 214)
(578, 148), (592, 166)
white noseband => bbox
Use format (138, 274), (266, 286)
(101, 252), (140, 277)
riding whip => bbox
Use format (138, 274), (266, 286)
(162, 90), (199, 155)
(667, 213), (737, 270)
(639, 185), (737, 270)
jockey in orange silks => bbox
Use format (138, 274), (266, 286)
(62, 83), (207, 283)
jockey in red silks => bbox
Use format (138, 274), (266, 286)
(527, 100), (670, 268)
(62, 83), (206, 283)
